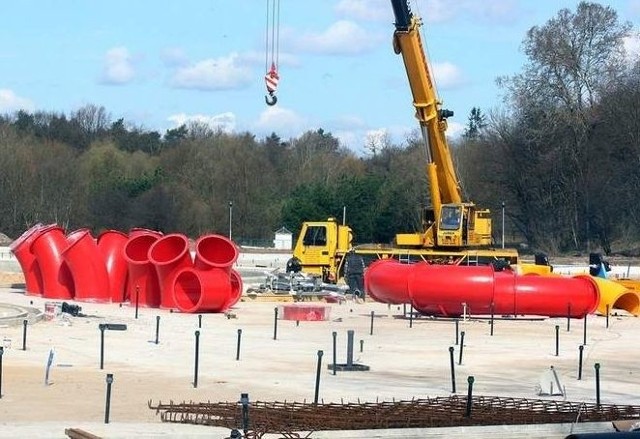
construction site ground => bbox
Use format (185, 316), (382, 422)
(1, 255), (639, 438)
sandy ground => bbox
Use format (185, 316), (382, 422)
(1, 269), (640, 438)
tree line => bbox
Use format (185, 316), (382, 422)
(0, 2), (638, 256)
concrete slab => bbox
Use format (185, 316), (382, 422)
(0, 279), (639, 438)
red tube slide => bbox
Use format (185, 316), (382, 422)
(194, 234), (238, 272)
(97, 230), (129, 302)
(30, 225), (74, 300)
(129, 228), (163, 238)
(123, 233), (161, 308)
(173, 267), (232, 313)
(9, 223), (46, 295)
(224, 269), (243, 310)
(364, 259), (412, 304)
(148, 233), (193, 309)
(63, 229), (110, 302)
(366, 260), (599, 318)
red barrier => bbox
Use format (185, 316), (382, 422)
(366, 260), (600, 318)
(173, 267), (231, 313)
(9, 223), (46, 295)
(148, 233), (193, 309)
(30, 225), (74, 300)
(63, 229), (110, 302)
(123, 233), (161, 307)
(97, 230), (129, 302)
(194, 234), (238, 272)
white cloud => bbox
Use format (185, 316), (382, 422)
(623, 33), (640, 63)
(335, 0), (389, 22)
(101, 47), (135, 85)
(167, 112), (236, 133)
(161, 47), (189, 67)
(432, 61), (465, 89)
(0, 89), (34, 112)
(170, 53), (253, 91)
(446, 120), (464, 138)
(253, 106), (307, 137)
(290, 20), (381, 55)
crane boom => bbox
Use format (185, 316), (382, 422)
(390, 0), (492, 249)
(390, 0), (462, 208)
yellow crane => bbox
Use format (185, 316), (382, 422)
(290, 0), (546, 283)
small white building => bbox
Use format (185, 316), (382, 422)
(273, 227), (293, 250)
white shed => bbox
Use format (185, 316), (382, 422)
(273, 227), (293, 250)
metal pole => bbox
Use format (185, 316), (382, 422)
(583, 315), (588, 345)
(606, 304), (609, 329)
(100, 325), (105, 370)
(490, 304), (494, 336)
(332, 332), (337, 375)
(501, 202), (505, 249)
(578, 345), (584, 380)
(555, 325), (559, 356)
(409, 304), (413, 328)
(567, 304), (571, 332)
(455, 319), (459, 345)
(236, 329), (242, 361)
(273, 307), (278, 340)
(346, 330), (355, 367)
(193, 330), (200, 388)
(229, 201), (233, 240)
(134, 285), (140, 319)
(22, 319), (28, 351)
(449, 347), (456, 393)
(314, 350), (323, 404)
(240, 393), (250, 435)
(465, 376), (475, 417)
(155, 316), (160, 344)
(595, 363), (601, 408)
(104, 373), (113, 424)
(458, 331), (465, 365)
(370, 311), (374, 336)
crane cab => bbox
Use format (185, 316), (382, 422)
(437, 203), (492, 247)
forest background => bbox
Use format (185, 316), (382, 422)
(0, 2), (638, 257)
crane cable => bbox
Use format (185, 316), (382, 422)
(264, 0), (281, 106)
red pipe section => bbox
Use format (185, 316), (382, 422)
(194, 234), (238, 272)
(9, 223), (46, 295)
(173, 267), (231, 313)
(123, 233), (161, 307)
(148, 233), (193, 309)
(30, 225), (74, 300)
(62, 229), (110, 302)
(97, 230), (129, 302)
(364, 259), (412, 304)
(366, 260), (599, 318)
(225, 269), (243, 309)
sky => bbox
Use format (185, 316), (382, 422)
(1, 0), (639, 155)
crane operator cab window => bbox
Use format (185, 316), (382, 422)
(302, 225), (327, 246)
(440, 205), (462, 231)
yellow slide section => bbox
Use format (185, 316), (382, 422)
(590, 277), (640, 316)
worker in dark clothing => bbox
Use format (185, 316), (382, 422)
(344, 249), (366, 299)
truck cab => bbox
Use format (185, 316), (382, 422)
(292, 218), (352, 282)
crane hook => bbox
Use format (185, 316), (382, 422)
(265, 93), (278, 106)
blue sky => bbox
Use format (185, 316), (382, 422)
(1, 0), (639, 155)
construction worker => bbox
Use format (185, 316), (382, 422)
(344, 249), (366, 299)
